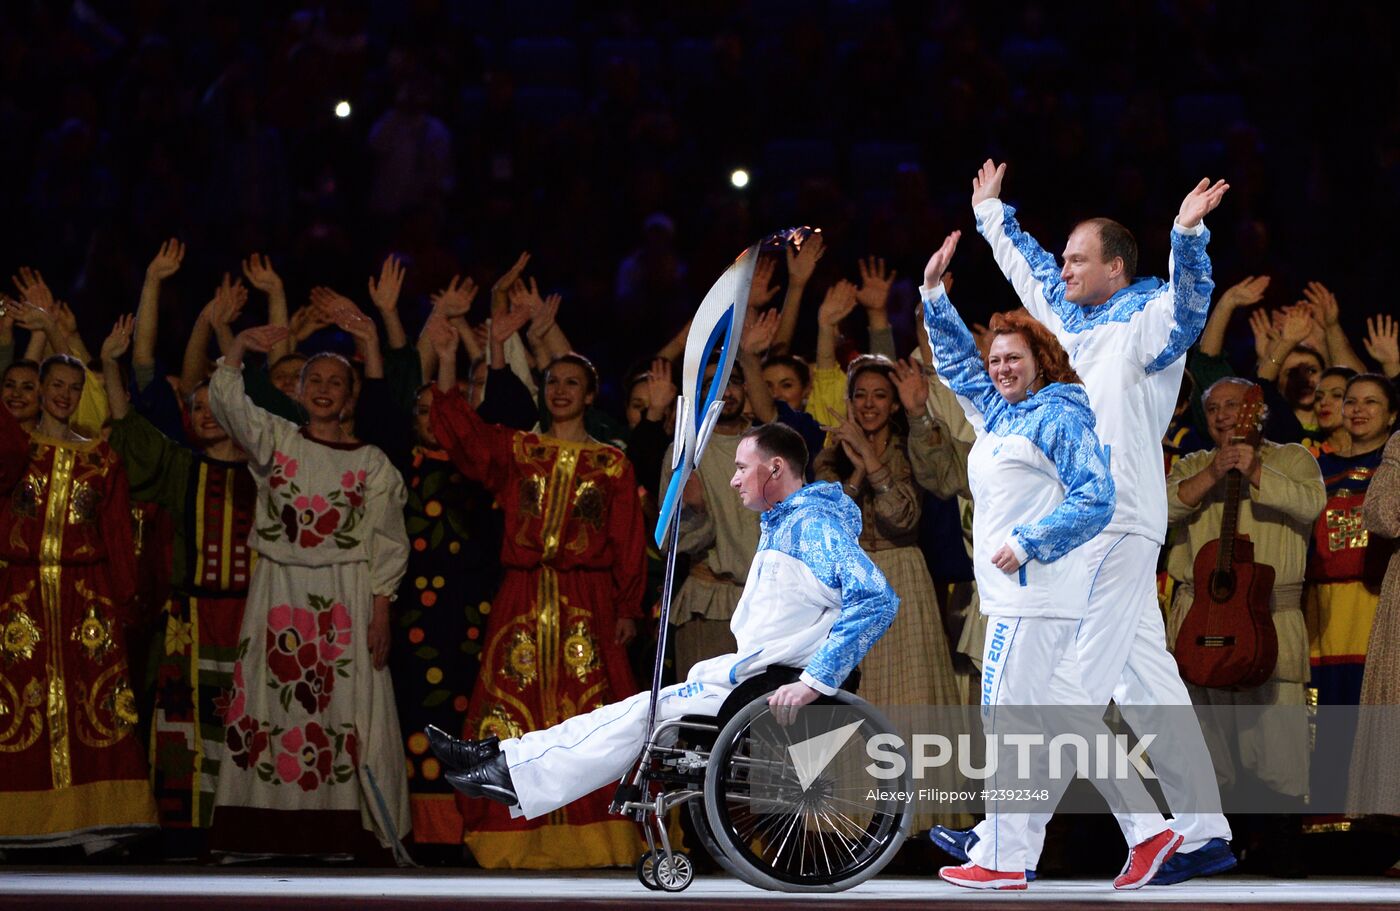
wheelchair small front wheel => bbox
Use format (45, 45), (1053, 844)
(654, 850), (694, 891)
(635, 851), (662, 890)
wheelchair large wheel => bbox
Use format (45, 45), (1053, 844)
(702, 691), (912, 892)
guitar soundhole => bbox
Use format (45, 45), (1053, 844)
(1195, 635), (1237, 648)
(1209, 571), (1236, 601)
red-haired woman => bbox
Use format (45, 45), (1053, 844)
(919, 232), (1174, 890)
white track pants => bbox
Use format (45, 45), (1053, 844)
(1001, 532), (1230, 865)
(967, 616), (1168, 873)
(504, 678), (729, 820)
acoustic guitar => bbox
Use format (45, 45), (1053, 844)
(1174, 386), (1278, 689)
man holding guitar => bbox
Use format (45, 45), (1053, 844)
(1166, 377), (1325, 875)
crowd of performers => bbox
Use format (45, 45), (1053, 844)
(1, 159), (1397, 884)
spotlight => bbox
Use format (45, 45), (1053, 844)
(334, 100), (352, 119)
(730, 168), (750, 189)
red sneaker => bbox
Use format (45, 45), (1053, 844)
(939, 862), (1028, 891)
(1114, 829), (1184, 890)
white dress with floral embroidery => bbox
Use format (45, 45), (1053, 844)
(207, 363), (411, 859)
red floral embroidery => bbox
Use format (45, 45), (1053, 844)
(293, 660), (336, 713)
(282, 494), (342, 548)
(264, 594), (354, 716)
(226, 715), (270, 770)
(345, 730), (360, 768)
(276, 723), (333, 791)
(270, 451), (299, 489)
(266, 604), (320, 684)
(216, 661), (248, 724)
(317, 602), (353, 661)
(340, 469), (367, 508)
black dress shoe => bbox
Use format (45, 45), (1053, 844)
(425, 725), (500, 772)
(445, 753), (518, 807)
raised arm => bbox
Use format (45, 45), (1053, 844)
(1198, 275), (1269, 357)
(209, 325), (296, 468)
(657, 316), (691, 363)
(242, 253), (291, 362)
(426, 313), (516, 491)
(919, 233), (998, 423)
(737, 308), (781, 423)
(1363, 314), (1400, 380)
(487, 294), (532, 374)
(53, 300), (92, 364)
(511, 278), (572, 363)
(815, 280), (857, 370)
(1131, 178), (1230, 374)
(421, 274), (478, 384)
(855, 255), (896, 351)
(12, 269), (82, 360)
(0, 299), (13, 373)
(309, 288), (383, 380)
(490, 251), (530, 320)
(1253, 305), (1312, 384)
(366, 253), (409, 350)
(969, 160), (1068, 334)
(773, 231), (824, 356)
(1303, 281), (1366, 372)
(182, 275), (246, 397)
(100, 315), (135, 420)
(136, 238), (184, 371)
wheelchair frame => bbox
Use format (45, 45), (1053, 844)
(610, 682), (913, 892)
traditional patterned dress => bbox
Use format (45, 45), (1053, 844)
(814, 438), (967, 832)
(392, 447), (498, 845)
(1306, 447), (1386, 706)
(109, 410), (257, 832)
(1305, 446), (1385, 824)
(206, 363), (411, 860)
(430, 386), (646, 869)
(0, 407), (158, 846)
(1347, 431), (1400, 817)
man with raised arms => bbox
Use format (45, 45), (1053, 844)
(931, 161), (1236, 885)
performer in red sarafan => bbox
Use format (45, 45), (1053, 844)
(427, 316), (645, 869)
(0, 354), (158, 849)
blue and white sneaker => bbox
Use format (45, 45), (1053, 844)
(1148, 837), (1237, 885)
(928, 827), (1036, 881)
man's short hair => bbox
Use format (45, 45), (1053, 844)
(1080, 217), (1138, 278)
(740, 421), (808, 476)
(1203, 376), (1270, 424)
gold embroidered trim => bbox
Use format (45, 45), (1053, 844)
(0, 675), (43, 753)
(41, 447), (76, 789)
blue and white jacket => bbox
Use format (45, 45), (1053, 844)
(688, 481), (899, 695)
(973, 198), (1214, 544)
(922, 284), (1115, 619)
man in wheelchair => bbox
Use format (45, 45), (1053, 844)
(429, 422), (899, 822)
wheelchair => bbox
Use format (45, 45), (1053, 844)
(610, 666), (913, 893)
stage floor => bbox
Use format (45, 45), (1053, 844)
(1, 869), (1397, 910)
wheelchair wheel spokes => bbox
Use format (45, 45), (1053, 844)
(704, 693), (912, 891)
